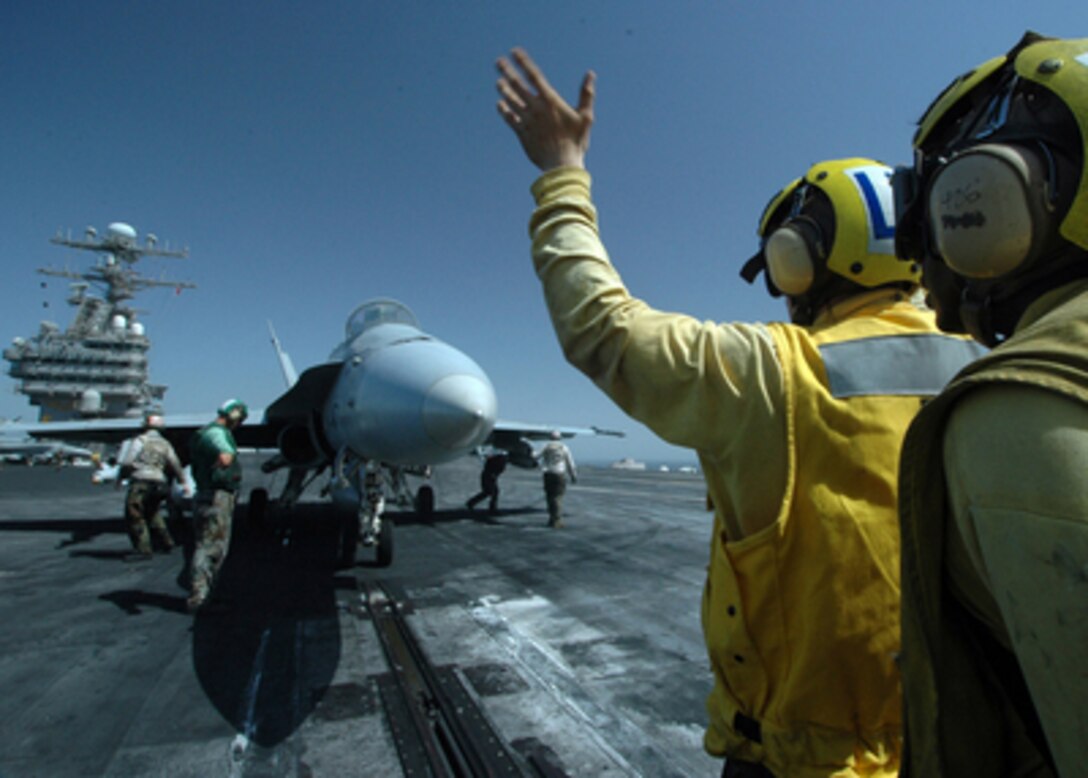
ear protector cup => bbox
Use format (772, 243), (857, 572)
(764, 218), (824, 296)
(927, 143), (1056, 279)
(744, 158), (920, 298)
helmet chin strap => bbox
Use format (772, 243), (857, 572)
(958, 286), (1000, 347)
(787, 296), (816, 326)
(958, 247), (1088, 346)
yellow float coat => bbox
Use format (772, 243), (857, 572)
(528, 167), (982, 776)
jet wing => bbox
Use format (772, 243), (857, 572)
(13, 413), (280, 464)
(0, 435), (94, 461)
(488, 420), (623, 442)
(486, 420), (623, 467)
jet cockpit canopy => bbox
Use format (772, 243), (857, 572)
(345, 299), (419, 341)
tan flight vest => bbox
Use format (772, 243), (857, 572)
(703, 301), (982, 777)
(125, 429), (178, 484)
(898, 282), (1088, 777)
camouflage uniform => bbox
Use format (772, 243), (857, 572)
(121, 429), (185, 555)
(188, 421), (242, 608)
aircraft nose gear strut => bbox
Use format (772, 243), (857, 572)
(359, 460), (385, 548)
(332, 446), (395, 568)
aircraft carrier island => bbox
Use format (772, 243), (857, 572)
(3, 222), (193, 421)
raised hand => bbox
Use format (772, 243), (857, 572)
(496, 48), (596, 171)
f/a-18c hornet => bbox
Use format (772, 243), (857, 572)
(17, 298), (622, 566)
(0, 429), (94, 464)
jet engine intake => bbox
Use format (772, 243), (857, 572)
(277, 422), (326, 469)
(506, 438), (538, 469)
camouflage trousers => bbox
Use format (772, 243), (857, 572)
(190, 490), (236, 603)
(125, 480), (175, 554)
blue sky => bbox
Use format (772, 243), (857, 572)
(1, 2), (1082, 464)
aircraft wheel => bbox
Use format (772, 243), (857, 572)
(376, 518), (394, 567)
(338, 513), (359, 569)
(247, 488), (269, 533)
(416, 485), (434, 518)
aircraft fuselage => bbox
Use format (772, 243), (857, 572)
(323, 321), (498, 467)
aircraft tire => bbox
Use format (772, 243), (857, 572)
(338, 513), (359, 569)
(247, 488), (269, 533)
(416, 485), (434, 518)
(376, 518), (394, 567)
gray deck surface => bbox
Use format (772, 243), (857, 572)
(0, 455), (720, 777)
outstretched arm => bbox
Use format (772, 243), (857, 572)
(496, 48), (596, 172)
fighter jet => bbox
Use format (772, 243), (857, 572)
(0, 426), (94, 464)
(18, 299), (621, 566)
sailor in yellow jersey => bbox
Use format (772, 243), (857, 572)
(495, 49), (983, 777)
(892, 32), (1088, 777)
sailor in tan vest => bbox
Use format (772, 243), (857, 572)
(892, 31), (1088, 778)
(119, 411), (189, 560)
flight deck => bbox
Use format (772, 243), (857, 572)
(0, 455), (719, 777)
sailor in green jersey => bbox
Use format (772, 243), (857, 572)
(187, 398), (247, 613)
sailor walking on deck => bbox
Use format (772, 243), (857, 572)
(467, 451), (508, 514)
(538, 432), (577, 528)
(187, 399), (247, 613)
(120, 412), (188, 560)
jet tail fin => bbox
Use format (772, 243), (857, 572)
(267, 321), (299, 388)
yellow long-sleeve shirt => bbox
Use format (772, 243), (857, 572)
(530, 167), (788, 540)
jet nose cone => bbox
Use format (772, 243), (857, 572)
(422, 374), (497, 451)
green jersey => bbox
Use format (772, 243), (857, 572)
(190, 422), (241, 494)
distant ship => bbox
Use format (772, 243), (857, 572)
(3, 222), (193, 421)
(610, 457), (647, 471)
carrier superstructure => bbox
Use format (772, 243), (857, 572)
(3, 222), (193, 421)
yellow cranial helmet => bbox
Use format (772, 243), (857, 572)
(895, 32), (1088, 278)
(742, 158), (921, 301)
